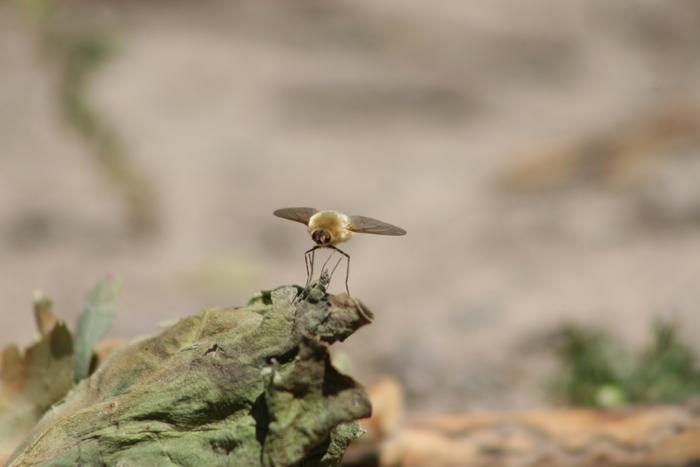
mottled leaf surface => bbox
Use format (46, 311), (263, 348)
(9, 285), (372, 467)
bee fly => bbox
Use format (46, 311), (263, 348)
(273, 207), (406, 295)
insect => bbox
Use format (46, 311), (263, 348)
(273, 207), (406, 294)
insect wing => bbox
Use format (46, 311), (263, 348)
(273, 207), (318, 225)
(348, 215), (406, 236)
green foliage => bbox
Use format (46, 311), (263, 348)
(629, 321), (700, 402)
(549, 320), (700, 408)
(549, 324), (631, 407)
(73, 277), (121, 383)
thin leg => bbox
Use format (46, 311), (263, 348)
(328, 254), (344, 279)
(305, 248), (316, 282)
(320, 249), (337, 276)
(328, 246), (351, 295)
(304, 246), (321, 290)
(310, 248), (316, 284)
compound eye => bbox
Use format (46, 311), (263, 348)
(312, 229), (329, 245)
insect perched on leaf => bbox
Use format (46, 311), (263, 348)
(273, 207), (406, 295)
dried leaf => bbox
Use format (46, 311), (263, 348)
(32, 291), (56, 337)
(0, 322), (74, 461)
(9, 286), (371, 466)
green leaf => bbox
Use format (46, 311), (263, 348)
(9, 286), (371, 466)
(73, 277), (121, 382)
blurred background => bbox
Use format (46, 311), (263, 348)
(2, 0), (700, 414)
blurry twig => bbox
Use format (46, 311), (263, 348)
(499, 105), (700, 193)
(345, 376), (700, 467)
(17, 0), (159, 238)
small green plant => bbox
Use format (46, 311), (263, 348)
(549, 320), (700, 408)
(628, 321), (700, 403)
(74, 277), (121, 382)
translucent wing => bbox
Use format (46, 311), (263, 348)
(348, 215), (406, 236)
(273, 207), (318, 225)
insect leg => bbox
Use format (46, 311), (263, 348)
(304, 246), (320, 289)
(311, 248), (316, 284)
(320, 248), (337, 276)
(328, 254), (344, 279)
(329, 246), (351, 296)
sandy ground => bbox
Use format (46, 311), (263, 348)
(1, 0), (700, 412)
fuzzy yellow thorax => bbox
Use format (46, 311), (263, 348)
(308, 210), (353, 245)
